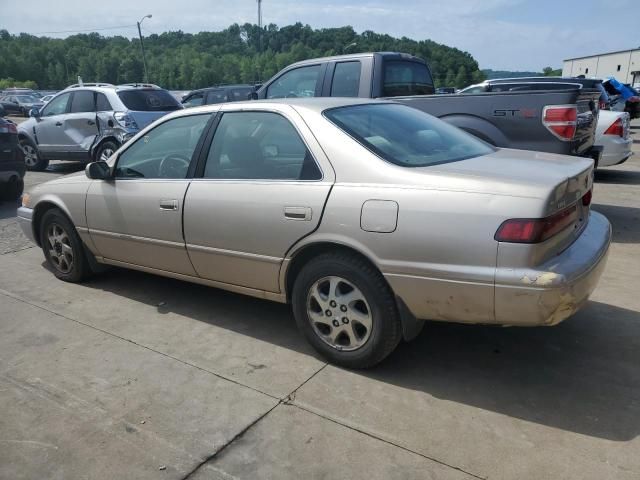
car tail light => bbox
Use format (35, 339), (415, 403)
(542, 105), (577, 141)
(0, 123), (17, 134)
(604, 118), (624, 137)
(582, 189), (592, 206)
(495, 205), (578, 243)
(114, 112), (139, 130)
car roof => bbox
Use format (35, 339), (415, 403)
(285, 51), (426, 68)
(188, 85), (255, 94)
(171, 97), (391, 118)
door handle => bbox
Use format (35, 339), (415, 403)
(159, 199), (178, 211)
(55, 122), (63, 126)
(284, 206), (312, 221)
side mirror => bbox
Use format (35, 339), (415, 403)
(29, 108), (40, 118)
(85, 161), (112, 180)
(249, 91), (259, 100)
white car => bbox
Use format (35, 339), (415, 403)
(595, 110), (633, 167)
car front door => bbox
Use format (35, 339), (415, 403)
(183, 106), (334, 293)
(34, 92), (72, 158)
(62, 90), (100, 160)
(86, 112), (212, 275)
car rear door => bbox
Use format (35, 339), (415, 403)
(183, 105), (334, 293)
(86, 112), (212, 275)
(62, 90), (100, 160)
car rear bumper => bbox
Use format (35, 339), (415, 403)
(494, 211), (611, 326)
(17, 206), (35, 243)
(597, 136), (633, 167)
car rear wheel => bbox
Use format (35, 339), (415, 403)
(40, 209), (91, 282)
(292, 252), (402, 368)
(95, 141), (119, 163)
(20, 138), (49, 171)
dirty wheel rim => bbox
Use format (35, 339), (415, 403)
(99, 147), (114, 162)
(306, 276), (373, 351)
(46, 223), (74, 274)
(22, 144), (38, 167)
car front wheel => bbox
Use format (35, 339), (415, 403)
(40, 208), (91, 282)
(20, 138), (49, 171)
(95, 141), (119, 163)
(292, 252), (402, 368)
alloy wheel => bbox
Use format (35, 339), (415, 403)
(306, 276), (373, 351)
(46, 223), (74, 274)
(22, 144), (38, 167)
(99, 148), (114, 162)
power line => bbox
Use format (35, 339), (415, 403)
(30, 25), (137, 35)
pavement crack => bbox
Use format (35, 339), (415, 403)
(290, 401), (487, 480)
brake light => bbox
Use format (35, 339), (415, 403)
(582, 189), (592, 206)
(495, 205), (578, 243)
(542, 105), (577, 141)
(604, 118), (624, 137)
(0, 123), (17, 134)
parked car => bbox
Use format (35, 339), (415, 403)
(254, 53), (602, 162)
(435, 87), (456, 94)
(18, 82), (183, 171)
(594, 110), (633, 167)
(0, 111), (25, 201)
(2, 88), (41, 98)
(0, 94), (45, 116)
(182, 85), (255, 107)
(17, 98), (611, 368)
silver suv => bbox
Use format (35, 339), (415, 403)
(18, 83), (183, 171)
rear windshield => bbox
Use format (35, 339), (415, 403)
(324, 103), (494, 167)
(117, 89), (182, 112)
(383, 61), (434, 96)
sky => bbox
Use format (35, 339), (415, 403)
(1, 0), (638, 71)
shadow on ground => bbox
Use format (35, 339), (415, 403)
(79, 265), (640, 442)
(592, 203), (640, 243)
(595, 168), (640, 185)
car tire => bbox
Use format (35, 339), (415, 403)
(291, 252), (402, 368)
(40, 208), (92, 283)
(20, 138), (49, 171)
(0, 176), (24, 201)
(95, 141), (119, 163)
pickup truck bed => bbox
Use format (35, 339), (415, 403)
(394, 89), (600, 156)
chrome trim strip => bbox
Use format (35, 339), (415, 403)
(89, 228), (185, 249)
(100, 257), (286, 303)
(186, 243), (282, 264)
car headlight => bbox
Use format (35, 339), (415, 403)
(21, 193), (31, 208)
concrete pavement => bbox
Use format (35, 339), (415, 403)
(0, 123), (639, 479)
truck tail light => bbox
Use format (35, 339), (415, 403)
(582, 189), (592, 206)
(542, 105), (577, 141)
(495, 205), (578, 243)
(604, 118), (624, 137)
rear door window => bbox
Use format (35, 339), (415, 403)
(230, 88), (253, 101)
(382, 61), (433, 96)
(96, 93), (112, 111)
(266, 65), (322, 99)
(183, 92), (205, 107)
(70, 90), (96, 113)
(331, 61), (361, 97)
(117, 89), (182, 111)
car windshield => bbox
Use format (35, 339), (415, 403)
(16, 95), (38, 102)
(117, 89), (182, 112)
(324, 103), (494, 167)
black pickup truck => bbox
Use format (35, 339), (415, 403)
(253, 52), (601, 160)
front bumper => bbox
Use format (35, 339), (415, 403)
(17, 206), (36, 244)
(494, 211), (611, 326)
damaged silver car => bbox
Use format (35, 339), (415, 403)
(18, 83), (183, 171)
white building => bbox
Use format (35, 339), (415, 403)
(563, 48), (640, 87)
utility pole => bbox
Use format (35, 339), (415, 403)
(257, 0), (262, 52)
(137, 14), (152, 83)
